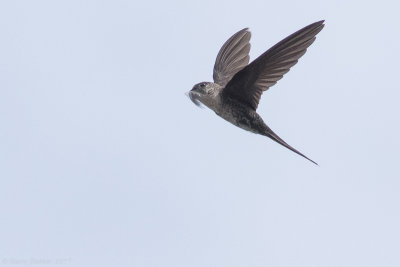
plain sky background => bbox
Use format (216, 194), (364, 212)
(1, 0), (400, 266)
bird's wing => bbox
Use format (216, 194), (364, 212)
(222, 20), (325, 110)
(213, 28), (251, 87)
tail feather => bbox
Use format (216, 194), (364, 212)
(262, 126), (318, 165)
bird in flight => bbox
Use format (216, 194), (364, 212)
(188, 20), (324, 164)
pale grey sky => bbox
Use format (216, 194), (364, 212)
(1, 0), (400, 266)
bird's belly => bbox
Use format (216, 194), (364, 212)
(216, 105), (263, 134)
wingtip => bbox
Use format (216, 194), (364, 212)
(308, 20), (325, 29)
(316, 20), (325, 28)
(236, 27), (250, 34)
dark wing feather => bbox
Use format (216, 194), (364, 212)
(213, 28), (251, 87)
(222, 20), (325, 110)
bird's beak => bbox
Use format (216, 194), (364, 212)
(186, 90), (202, 107)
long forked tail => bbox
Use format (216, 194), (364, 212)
(262, 125), (318, 165)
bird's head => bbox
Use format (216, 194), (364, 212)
(187, 82), (221, 109)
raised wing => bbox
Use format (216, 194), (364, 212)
(222, 20), (325, 110)
(213, 28), (251, 87)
